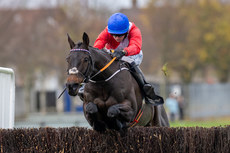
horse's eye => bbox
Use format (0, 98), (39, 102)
(84, 57), (89, 62)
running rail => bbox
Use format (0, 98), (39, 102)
(0, 67), (15, 129)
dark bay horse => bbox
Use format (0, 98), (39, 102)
(66, 32), (169, 132)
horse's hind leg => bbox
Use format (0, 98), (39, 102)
(152, 105), (170, 127)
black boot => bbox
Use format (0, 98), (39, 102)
(130, 62), (164, 105)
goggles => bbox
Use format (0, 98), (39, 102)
(111, 34), (126, 37)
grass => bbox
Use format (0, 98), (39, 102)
(170, 118), (230, 127)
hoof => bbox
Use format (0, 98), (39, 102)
(107, 105), (120, 118)
(86, 102), (98, 114)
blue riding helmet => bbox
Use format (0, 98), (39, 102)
(108, 13), (129, 34)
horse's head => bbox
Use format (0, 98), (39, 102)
(66, 32), (92, 96)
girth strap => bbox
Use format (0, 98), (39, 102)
(127, 106), (144, 128)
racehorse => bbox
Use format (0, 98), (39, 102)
(66, 32), (169, 132)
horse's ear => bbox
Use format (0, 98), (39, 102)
(67, 33), (76, 49)
(82, 32), (89, 48)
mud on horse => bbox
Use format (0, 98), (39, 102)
(66, 32), (169, 132)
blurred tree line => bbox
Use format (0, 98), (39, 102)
(0, 0), (230, 88)
(145, 0), (230, 83)
(0, 0), (108, 87)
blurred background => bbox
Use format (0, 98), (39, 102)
(0, 0), (229, 128)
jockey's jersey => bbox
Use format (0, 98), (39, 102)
(94, 22), (142, 56)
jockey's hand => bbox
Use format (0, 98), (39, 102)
(112, 50), (127, 60)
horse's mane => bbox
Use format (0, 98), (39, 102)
(71, 42), (129, 69)
(90, 46), (130, 68)
(89, 46), (112, 61)
(77, 41), (126, 65)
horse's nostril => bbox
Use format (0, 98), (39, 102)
(66, 82), (79, 96)
(72, 83), (79, 90)
(66, 83), (79, 90)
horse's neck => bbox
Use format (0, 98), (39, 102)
(91, 49), (117, 80)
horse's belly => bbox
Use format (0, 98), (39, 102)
(136, 104), (153, 126)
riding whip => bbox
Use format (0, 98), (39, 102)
(57, 87), (67, 99)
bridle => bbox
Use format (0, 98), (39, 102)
(58, 48), (128, 99)
(68, 48), (94, 83)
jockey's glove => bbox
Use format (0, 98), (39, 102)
(112, 50), (127, 60)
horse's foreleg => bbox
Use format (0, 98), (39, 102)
(84, 102), (107, 132)
(107, 100), (134, 122)
(107, 101), (134, 131)
(85, 102), (98, 114)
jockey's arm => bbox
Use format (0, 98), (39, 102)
(124, 27), (142, 56)
(94, 28), (109, 49)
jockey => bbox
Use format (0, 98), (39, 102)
(93, 12), (161, 105)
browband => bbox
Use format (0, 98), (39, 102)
(70, 48), (90, 54)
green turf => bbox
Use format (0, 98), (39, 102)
(170, 119), (230, 127)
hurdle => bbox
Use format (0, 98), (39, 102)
(0, 67), (15, 129)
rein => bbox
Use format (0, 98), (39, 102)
(70, 48), (128, 83)
(89, 56), (117, 81)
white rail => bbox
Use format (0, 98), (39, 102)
(0, 67), (15, 129)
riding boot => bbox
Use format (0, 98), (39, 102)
(78, 83), (85, 101)
(130, 62), (164, 105)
